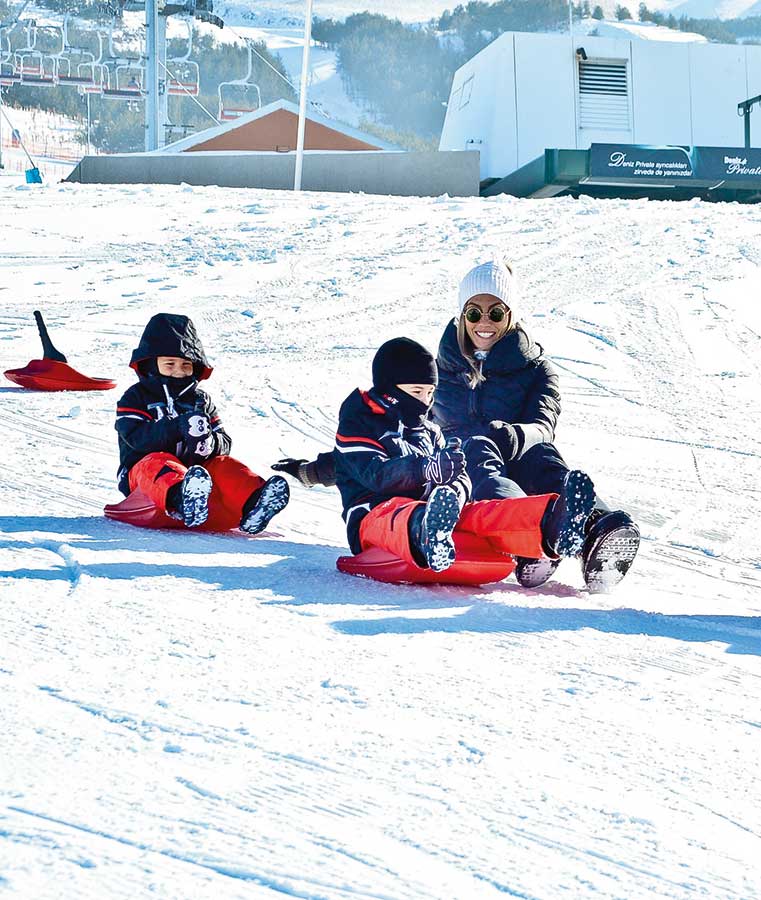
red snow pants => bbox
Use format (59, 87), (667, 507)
(358, 493), (557, 567)
(129, 452), (266, 532)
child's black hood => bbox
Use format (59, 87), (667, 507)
(129, 313), (212, 381)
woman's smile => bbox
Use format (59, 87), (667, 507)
(464, 293), (511, 350)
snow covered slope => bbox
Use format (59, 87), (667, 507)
(1, 181), (760, 899)
(211, 23), (366, 127)
(0, 105), (83, 181)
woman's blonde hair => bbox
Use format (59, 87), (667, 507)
(456, 259), (516, 389)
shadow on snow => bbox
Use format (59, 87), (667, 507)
(1, 515), (760, 656)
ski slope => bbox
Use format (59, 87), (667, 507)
(211, 23), (366, 128)
(1, 180), (761, 899)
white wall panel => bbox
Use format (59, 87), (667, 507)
(689, 43), (747, 147)
(631, 42), (692, 145)
(514, 33), (576, 167)
(439, 32), (517, 178)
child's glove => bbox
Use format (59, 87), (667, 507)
(179, 412), (216, 459)
(423, 445), (466, 486)
(271, 458), (308, 479)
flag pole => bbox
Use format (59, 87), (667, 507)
(294, 0), (314, 191)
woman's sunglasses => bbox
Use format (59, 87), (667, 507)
(464, 305), (508, 324)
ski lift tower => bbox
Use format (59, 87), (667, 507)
(117, 0), (222, 151)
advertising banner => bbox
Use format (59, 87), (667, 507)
(590, 144), (761, 184)
(691, 146), (761, 181)
(590, 144), (692, 179)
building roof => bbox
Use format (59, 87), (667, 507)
(159, 99), (402, 154)
(578, 18), (708, 43)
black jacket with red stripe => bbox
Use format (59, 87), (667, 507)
(334, 387), (460, 554)
(115, 377), (231, 495)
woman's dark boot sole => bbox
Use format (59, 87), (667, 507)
(582, 512), (640, 593)
(514, 556), (561, 588)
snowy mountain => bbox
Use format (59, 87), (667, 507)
(1, 179), (760, 898)
(669, 0), (761, 17)
(215, 0), (463, 27)
(215, 0), (761, 24)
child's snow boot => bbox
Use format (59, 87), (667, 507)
(179, 465), (212, 528)
(409, 485), (461, 573)
(541, 470), (595, 558)
(514, 555), (561, 588)
(240, 475), (290, 535)
(582, 509), (640, 593)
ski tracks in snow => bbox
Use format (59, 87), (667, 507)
(3, 183), (761, 899)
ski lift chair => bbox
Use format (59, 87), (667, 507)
(0, 63), (18, 87)
(101, 17), (144, 100)
(102, 62), (144, 100)
(16, 21), (59, 86)
(0, 27), (21, 86)
(16, 50), (56, 85)
(55, 16), (98, 88)
(56, 54), (98, 86)
(78, 32), (108, 94)
(217, 42), (261, 121)
(167, 59), (199, 96)
(167, 18), (200, 97)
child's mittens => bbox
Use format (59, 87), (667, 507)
(179, 412), (216, 459)
(422, 446), (466, 486)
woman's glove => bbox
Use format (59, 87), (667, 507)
(179, 412), (215, 458)
(489, 420), (521, 461)
(423, 445), (466, 486)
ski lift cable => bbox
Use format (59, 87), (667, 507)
(157, 55), (218, 125)
(222, 22), (318, 106)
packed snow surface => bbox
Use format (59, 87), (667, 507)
(1, 181), (761, 899)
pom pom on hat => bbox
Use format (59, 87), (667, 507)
(458, 260), (516, 314)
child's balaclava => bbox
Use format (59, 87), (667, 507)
(372, 337), (438, 427)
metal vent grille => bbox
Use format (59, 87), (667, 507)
(578, 60), (630, 130)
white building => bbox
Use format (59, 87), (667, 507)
(439, 22), (761, 182)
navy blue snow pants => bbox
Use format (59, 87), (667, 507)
(463, 436), (609, 511)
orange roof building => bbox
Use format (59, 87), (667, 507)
(161, 99), (401, 154)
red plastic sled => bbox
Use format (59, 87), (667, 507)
(4, 359), (117, 392)
(337, 532), (516, 586)
(104, 489), (281, 536)
(105, 489), (184, 529)
(5, 311), (116, 392)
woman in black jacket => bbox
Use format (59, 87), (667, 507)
(434, 259), (639, 592)
(273, 261), (639, 593)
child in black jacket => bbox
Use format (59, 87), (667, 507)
(330, 338), (595, 573)
(115, 313), (288, 532)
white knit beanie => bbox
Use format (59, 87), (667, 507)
(458, 260), (516, 315)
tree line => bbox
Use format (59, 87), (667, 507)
(313, 1), (761, 148)
(5, 0), (761, 153)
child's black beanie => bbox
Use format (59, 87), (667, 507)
(372, 337), (438, 391)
